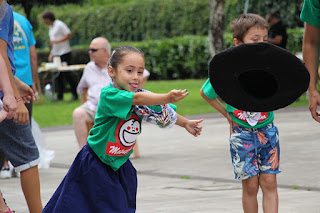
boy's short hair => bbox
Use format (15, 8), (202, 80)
(42, 10), (55, 21)
(231, 13), (268, 42)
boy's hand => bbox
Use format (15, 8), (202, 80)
(308, 90), (320, 123)
(184, 119), (203, 137)
(167, 89), (189, 103)
(3, 95), (17, 119)
(15, 78), (35, 103)
(13, 101), (29, 124)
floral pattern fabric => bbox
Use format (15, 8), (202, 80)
(229, 123), (280, 180)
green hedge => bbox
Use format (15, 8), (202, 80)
(13, 0), (304, 49)
(38, 35), (211, 80)
(286, 28), (304, 54)
(33, 0), (209, 49)
(38, 28), (304, 81)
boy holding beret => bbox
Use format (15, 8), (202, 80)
(200, 14), (280, 212)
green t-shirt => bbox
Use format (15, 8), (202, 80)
(88, 85), (142, 171)
(87, 84), (177, 171)
(202, 78), (274, 128)
(300, 0), (320, 27)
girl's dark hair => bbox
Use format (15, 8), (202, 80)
(108, 45), (144, 69)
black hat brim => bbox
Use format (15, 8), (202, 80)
(209, 42), (310, 112)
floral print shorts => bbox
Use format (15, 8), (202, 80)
(229, 123), (280, 180)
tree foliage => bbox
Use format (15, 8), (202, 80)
(224, 0), (304, 30)
(9, 0), (84, 21)
(33, 0), (209, 48)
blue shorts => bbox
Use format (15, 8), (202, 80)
(0, 118), (39, 172)
(43, 144), (137, 213)
(229, 123), (280, 180)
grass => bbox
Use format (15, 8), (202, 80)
(33, 93), (81, 128)
(33, 79), (309, 128)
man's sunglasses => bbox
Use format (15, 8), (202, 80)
(88, 48), (105, 52)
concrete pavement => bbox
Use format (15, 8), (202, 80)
(1, 106), (320, 212)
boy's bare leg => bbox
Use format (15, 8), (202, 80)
(20, 165), (43, 213)
(259, 173), (278, 213)
(242, 176), (259, 213)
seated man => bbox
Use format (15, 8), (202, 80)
(73, 37), (112, 149)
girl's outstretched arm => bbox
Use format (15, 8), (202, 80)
(175, 114), (203, 137)
(132, 89), (188, 106)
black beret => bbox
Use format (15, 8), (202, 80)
(209, 42), (310, 112)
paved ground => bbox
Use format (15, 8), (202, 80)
(1, 106), (320, 212)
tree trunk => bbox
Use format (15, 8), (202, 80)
(209, 0), (225, 58)
(22, 2), (33, 22)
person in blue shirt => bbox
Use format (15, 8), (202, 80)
(0, 11), (39, 180)
(0, 1), (43, 212)
(13, 11), (38, 120)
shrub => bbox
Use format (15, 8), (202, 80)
(37, 28), (304, 81)
(33, 0), (209, 48)
(38, 36), (211, 80)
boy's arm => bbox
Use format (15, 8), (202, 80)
(0, 51), (16, 118)
(302, 23), (320, 123)
(14, 76), (35, 103)
(200, 88), (229, 118)
(29, 45), (38, 94)
(175, 113), (203, 137)
(132, 89), (188, 106)
(0, 39), (30, 124)
(200, 88), (235, 135)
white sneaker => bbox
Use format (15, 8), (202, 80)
(0, 167), (11, 179)
(9, 161), (19, 178)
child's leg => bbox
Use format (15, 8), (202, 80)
(0, 119), (42, 213)
(256, 124), (280, 213)
(259, 173), (278, 213)
(0, 191), (10, 213)
(20, 165), (43, 213)
(242, 176), (259, 213)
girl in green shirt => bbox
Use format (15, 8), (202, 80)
(43, 45), (203, 212)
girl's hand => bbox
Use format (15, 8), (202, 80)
(184, 119), (203, 137)
(167, 89), (189, 103)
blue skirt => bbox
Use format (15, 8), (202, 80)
(43, 144), (137, 213)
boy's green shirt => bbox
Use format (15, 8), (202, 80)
(202, 79), (274, 128)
